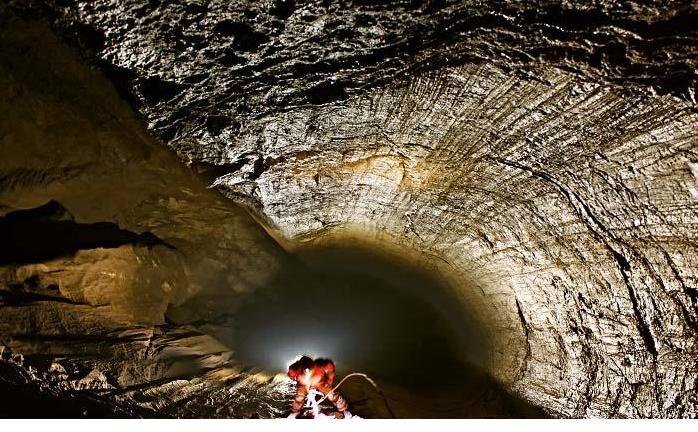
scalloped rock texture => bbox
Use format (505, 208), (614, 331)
(1, 0), (697, 419)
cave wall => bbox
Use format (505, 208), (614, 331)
(236, 64), (698, 417)
(0, 17), (295, 418)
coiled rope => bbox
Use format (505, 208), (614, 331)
(315, 372), (396, 419)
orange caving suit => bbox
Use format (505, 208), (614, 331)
(288, 356), (349, 416)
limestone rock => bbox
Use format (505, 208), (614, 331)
(1, 0), (696, 419)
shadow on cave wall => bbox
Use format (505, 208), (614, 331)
(0, 200), (171, 266)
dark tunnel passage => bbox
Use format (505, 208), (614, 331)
(230, 242), (478, 378)
(212, 241), (546, 418)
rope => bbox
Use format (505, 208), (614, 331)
(315, 372), (396, 419)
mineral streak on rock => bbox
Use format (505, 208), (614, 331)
(1, 0), (697, 419)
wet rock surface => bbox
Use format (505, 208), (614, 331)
(1, 0), (697, 418)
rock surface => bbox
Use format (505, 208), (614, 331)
(1, 0), (697, 418)
(0, 16), (293, 418)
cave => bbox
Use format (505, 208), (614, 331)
(1, 0), (696, 419)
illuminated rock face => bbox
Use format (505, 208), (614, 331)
(237, 64), (698, 417)
(1, 0), (697, 418)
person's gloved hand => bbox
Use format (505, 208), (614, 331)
(287, 412), (299, 419)
(344, 411), (353, 419)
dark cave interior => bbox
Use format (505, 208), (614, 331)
(1, 0), (696, 420)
